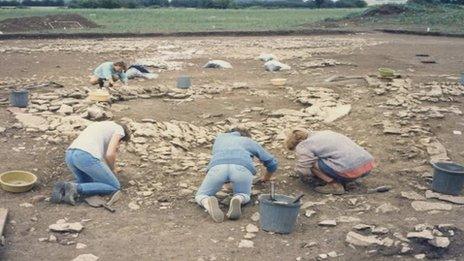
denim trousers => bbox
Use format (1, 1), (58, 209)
(195, 164), (253, 206)
(65, 149), (120, 196)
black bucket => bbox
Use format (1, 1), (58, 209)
(259, 194), (301, 234)
(432, 162), (464, 196)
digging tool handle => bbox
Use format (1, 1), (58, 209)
(270, 181), (276, 201)
(367, 186), (391, 194)
(103, 204), (116, 213)
(292, 193), (305, 204)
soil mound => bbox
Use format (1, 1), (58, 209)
(361, 4), (408, 17)
(0, 14), (99, 33)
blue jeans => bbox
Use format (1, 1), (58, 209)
(65, 149), (120, 196)
(195, 164), (253, 205)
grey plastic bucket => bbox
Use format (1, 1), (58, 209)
(9, 89), (29, 108)
(461, 73), (464, 86)
(176, 75), (191, 89)
(432, 162), (464, 196)
(259, 194), (301, 234)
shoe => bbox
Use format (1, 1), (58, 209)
(300, 174), (327, 187)
(63, 182), (79, 206)
(98, 78), (104, 88)
(204, 197), (224, 223)
(314, 183), (345, 195)
(51, 181), (66, 204)
(227, 196), (242, 220)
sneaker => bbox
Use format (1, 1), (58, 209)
(227, 196), (242, 220)
(314, 183), (345, 195)
(204, 197), (224, 223)
(51, 181), (66, 204)
(63, 182), (79, 206)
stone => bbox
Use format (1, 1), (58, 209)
(238, 239), (254, 248)
(301, 201), (326, 209)
(38, 237), (48, 242)
(245, 224), (259, 233)
(264, 60), (291, 72)
(414, 254), (426, 259)
(76, 243), (87, 249)
(323, 104), (351, 123)
(337, 216), (361, 223)
(244, 233), (256, 239)
(72, 254), (99, 261)
(48, 234), (57, 242)
(87, 105), (107, 120)
(0, 127), (5, 133)
(57, 104), (73, 115)
(425, 190), (464, 205)
(49, 222), (83, 233)
(31, 195), (47, 203)
(407, 230), (434, 240)
(15, 113), (47, 129)
(327, 251), (338, 258)
(345, 231), (382, 247)
(372, 227), (389, 235)
(353, 224), (373, 231)
(304, 210), (316, 218)
(318, 253), (328, 259)
(204, 60), (232, 69)
(428, 237), (450, 248)
(258, 53), (276, 62)
(411, 201), (452, 211)
(128, 202), (140, 210)
(251, 212), (260, 222)
(318, 220), (337, 227)
(19, 203), (33, 208)
(375, 203), (399, 214)
(179, 189), (193, 196)
(401, 191), (425, 201)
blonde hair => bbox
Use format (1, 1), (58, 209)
(285, 128), (309, 150)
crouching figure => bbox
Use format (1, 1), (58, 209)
(195, 128), (278, 222)
(286, 129), (374, 195)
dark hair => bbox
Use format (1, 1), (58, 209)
(120, 123), (131, 142)
(228, 127), (251, 138)
(113, 61), (127, 71)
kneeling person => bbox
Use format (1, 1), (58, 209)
(90, 61), (128, 88)
(286, 129), (374, 195)
(52, 121), (130, 205)
(196, 128), (278, 222)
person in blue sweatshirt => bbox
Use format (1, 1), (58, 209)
(90, 61), (128, 88)
(195, 128), (278, 222)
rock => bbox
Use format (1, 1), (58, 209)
(425, 190), (464, 205)
(323, 104), (351, 123)
(204, 60), (232, 69)
(31, 195), (47, 203)
(345, 231), (382, 247)
(380, 237), (394, 247)
(407, 230), (434, 240)
(258, 53), (276, 62)
(128, 202), (140, 210)
(245, 224), (259, 233)
(401, 191), (425, 201)
(15, 113), (47, 129)
(251, 212), (260, 222)
(264, 60), (291, 72)
(353, 224), (373, 231)
(49, 221), (83, 233)
(301, 201), (326, 209)
(244, 233), (256, 239)
(428, 236), (450, 248)
(411, 201), (452, 211)
(48, 234), (57, 242)
(414, 254), (426, 259)
(327, 251), (338, 258)
(179, 189), (193, 196)
(38, 237), (48, 242)
(304, 210), (316, 218)
(238, 239), (254, 248)
(375, 203), (399, 213)
(0, 126), (5, 133)
(372, 227), (389, 235)
(76, 243), (87, 249)
(337, 216), (361, 223)
(57, 104), (73, 115)
(72, 254), (99, 261)
(318, 253), (328, 259)
(87, 105), (108, 120)
(19, 202), (33, 208)
(318, 220), (337, 227)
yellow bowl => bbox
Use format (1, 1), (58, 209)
(0, 171), (37, 193)
(378, 68), (395, 78)
(89, 90), (111, 102)
(271, 78), (287, 86)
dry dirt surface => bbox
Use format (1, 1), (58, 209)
(1, 33), (464, 261)
(0, 14), (99, 33)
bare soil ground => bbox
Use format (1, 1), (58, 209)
(1, 33), (464, 261)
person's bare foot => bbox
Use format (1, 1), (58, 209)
(314, 182), (345, 195)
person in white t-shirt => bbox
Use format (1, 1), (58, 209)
(51, 121), (131, 205)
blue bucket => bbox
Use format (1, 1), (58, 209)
(460, 73), (464, 86)
(9, 89), (29, 108)
(432, 162), (464, 196)
(259, 194), (301, 234)
(176, 75), (191, 89)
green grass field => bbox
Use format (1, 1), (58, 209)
(0, 7), (364, 33)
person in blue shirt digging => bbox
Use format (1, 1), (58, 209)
(90, 61), (128, 88)
(195, 128), (278, 223)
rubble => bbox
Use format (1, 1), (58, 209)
(238, 239), (254, 248)
(258, 53), (276, 62)
(425, 190), (464, 204)
(345, 231), (382, 247)
(72, 254), (99, 261)
(375, 203), (399, 214)
(203, 60), (232, 69)
(407, 230), (434, 240)
(401, 191), (425, 201)
(428, 237), (450, 248)
(245, 224), (259, 233)
(318, 220), (337, 227)
(48, 220), (84, 233)
(264, 60), (291, 72)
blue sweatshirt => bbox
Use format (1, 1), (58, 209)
(93, 62), (128, 84)
(207, 132), (278, 175)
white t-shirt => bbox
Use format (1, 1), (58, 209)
(69, 121), (125, 159)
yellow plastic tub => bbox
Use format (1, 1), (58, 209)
(0, 171), (37, 193)
(270, 78), (287, 86)
(89, 90), (111, 102)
